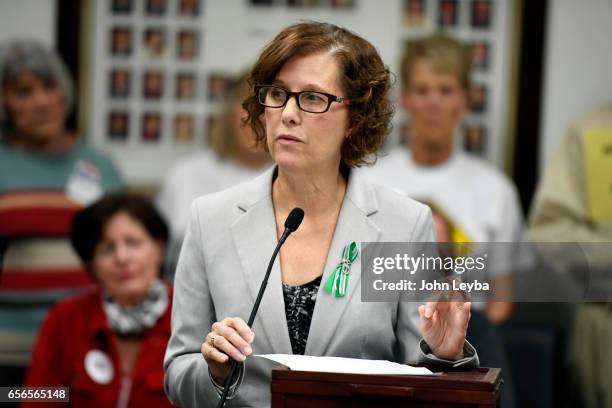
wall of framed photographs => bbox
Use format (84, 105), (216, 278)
(88, 0), (210, 185)
(86, 0), (516, 185)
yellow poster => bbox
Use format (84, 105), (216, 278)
(584, 128), (612, 222)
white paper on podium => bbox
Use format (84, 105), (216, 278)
(256, 354), (433, 376)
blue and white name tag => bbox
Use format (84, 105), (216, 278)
(66, 160), (104, 205)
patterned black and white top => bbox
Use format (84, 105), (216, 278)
(282, 275), (322, 355)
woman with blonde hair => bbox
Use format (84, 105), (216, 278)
(362, 33), (524, 408)
(156, 72), (270, 275)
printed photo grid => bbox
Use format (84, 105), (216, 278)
(104, 0), (206, 145)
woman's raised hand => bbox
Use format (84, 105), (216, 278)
(418, 300), (471, 360)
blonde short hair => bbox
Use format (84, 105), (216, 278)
(400, 34), (471, 92)
(207, 72), (249, 159)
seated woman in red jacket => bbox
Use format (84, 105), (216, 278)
(23, 194), (173, 407)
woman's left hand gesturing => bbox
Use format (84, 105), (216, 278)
(418, 301), (471, 360)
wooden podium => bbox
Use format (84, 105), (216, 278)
(271, 366), (501, 407)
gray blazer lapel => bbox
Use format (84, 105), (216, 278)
(230, 169), (293, 355)
(305, 171), (381, 356)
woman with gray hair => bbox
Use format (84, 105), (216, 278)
(0, 39), (122, 195)
(0, 40), (123, 385)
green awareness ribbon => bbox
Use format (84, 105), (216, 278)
(324, 241), (359, 298)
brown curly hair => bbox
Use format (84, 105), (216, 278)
(242, 21), (394, 167)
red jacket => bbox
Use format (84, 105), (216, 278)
(23, 286), (174, 408)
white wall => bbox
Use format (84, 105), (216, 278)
(539, 0), (612, 174)
(0, 0), (56, 47)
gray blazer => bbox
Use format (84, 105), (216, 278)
(164, 167), (478, 408)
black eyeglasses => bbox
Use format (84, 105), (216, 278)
(256, 85), (350, 114)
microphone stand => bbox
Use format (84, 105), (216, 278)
(216, 228), (293, 407)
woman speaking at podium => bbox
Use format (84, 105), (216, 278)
(164, 21), (478, 407)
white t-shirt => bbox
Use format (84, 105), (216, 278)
(360, 147), (529, 277)
(156, 150), (270, 270)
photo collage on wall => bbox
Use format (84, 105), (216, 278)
(105, 0), (213, 145)
(402, 0), (494, 156)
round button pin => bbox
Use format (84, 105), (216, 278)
(84, 349), (114, 385)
